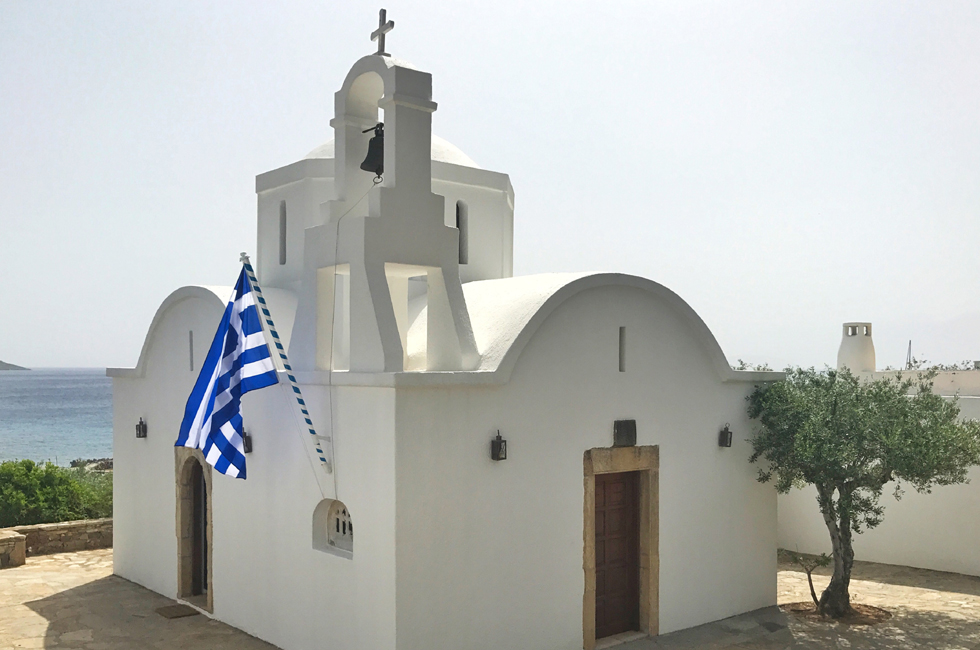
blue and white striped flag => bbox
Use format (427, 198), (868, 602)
(175, 267), (279, 479)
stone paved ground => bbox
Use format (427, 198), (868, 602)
(620, 556), (980, 650)
(1, 549), (979, 649)
(0, 549), (274, 649)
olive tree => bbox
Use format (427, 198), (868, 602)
(747, 367), (980, 618)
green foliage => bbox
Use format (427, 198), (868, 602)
(883, 357), (978, 371)
(749, 368), (980, 524)
(733, 359), (774, 371)
(748, 367), (980, 616)
(780, 549), (832, 607)
(0, 460), (113, 528)
(71, 467), (113, 520)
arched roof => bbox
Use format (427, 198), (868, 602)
(107, 285), (298, 379)
(406, 273), (783, 384)
(305, 134), (479, 169)
(108, 276), (781, 386)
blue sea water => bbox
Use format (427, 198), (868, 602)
(0, 368), (112, 464)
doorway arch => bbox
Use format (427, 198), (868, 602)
(176, 449), (213, 612)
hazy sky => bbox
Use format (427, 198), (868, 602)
(2, 1), (978, 370)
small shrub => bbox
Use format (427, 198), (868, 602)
(0, 460), (113, 527)
(72, 467), (113, 520)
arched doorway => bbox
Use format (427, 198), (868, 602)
(190, 460), (208, 597)
(176, 449), (212, 612)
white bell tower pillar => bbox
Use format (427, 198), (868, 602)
(289, 52), (480, 373)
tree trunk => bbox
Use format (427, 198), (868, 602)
(805, 568), (820, 608)
(816, 485), (854, 618)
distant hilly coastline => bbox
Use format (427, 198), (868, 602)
(0, 360), (28, 371)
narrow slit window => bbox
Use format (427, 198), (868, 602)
(279, 200), (287, 265)
(456, 200), (468, 265)
(618, 326), (626, 372)
(189, 331), (194, 372)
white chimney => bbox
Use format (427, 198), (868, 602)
(837, 322), (876, 373)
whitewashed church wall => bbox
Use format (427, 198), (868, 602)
(213, 383), (398, 650)
(114, 295), (399, 650)
(392, 284), (777, 649)
(112, 294), (224, 600)
(256, 176), (335, 292)
(432, 179), (514, 283)
(778, 396), (980, 577)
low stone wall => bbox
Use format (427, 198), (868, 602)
(7, 518), (112, 556)
(0, 530), (26, 568)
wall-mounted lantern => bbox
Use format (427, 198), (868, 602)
(613, 419), (637, 447)
(718, 424), (733, 448)
(242, 431), (253, 454)
(135, 418), (148, 439)
(490, 431), (507, 461)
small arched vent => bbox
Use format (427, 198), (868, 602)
(330, 503), (353, 552)
(312, 498), (353, 557)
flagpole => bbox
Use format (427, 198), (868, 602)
(240, 253), (336, 499)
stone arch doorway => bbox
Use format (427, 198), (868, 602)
(583, 446), (659, 649)
(176, 449), (213, 612)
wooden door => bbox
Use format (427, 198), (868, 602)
(191, 461), (208, 596)
(595, 471), (640, 639)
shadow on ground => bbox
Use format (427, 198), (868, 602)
(12, 550), (980, 650)
(25, 575), (275, 649)
(784, 606), (980, 650)
(617, 604), (980, 649)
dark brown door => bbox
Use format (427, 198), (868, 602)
(191, 461), (208, 596)
(595, 471), (639, 639)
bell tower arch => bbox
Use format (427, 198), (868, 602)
(290, 54), (480, 373)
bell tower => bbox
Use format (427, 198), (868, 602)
(289, 31), (480, 373)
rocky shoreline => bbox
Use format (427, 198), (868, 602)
(69, 458), (113, 471)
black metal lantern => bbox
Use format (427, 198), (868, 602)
(135, 417), (148, 439)
(360, 123), (384, 177)
(718, 423), (733, 448)
(490, 431), (507, 461)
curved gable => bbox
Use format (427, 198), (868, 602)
(108, 286), (232, 379)
(108, 285), (299, 379)
(453, 273), (780, 384)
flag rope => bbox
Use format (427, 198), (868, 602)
(240, 254), (334, 478)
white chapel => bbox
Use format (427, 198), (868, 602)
(110, 16), (783, 650)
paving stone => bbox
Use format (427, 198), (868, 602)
(2, 548), (979, 649)
(0, 549), (278, 649)
(617, 557), (980, 650)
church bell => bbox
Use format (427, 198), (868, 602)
(360, 123), (384, 177)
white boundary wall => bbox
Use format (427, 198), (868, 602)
(778, 396), (980, 576)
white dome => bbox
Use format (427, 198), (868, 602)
(305, 134), (479, 169)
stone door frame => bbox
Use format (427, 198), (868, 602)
(583, 446), (659, 649)
(175, 448), (213, 613)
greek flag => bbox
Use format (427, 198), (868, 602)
(175, 267), (279, 479)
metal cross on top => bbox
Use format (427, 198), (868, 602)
(371, 8), (394, 57)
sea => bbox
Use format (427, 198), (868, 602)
(0, 368), (112, 465)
